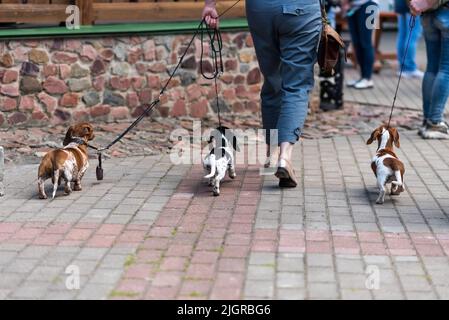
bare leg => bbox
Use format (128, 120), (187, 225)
(279, 142), (293, 163)
(264, 144), (279, 168)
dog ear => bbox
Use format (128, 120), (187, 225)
(82, 124), (95, 141)
(232, 135), (240, 152)
(223, 129), (240, 152)
(390, 128), (400, 148)
(367, 128), (381, 145)
(63, 126), (74, 146)
(208, 132), (217, 148)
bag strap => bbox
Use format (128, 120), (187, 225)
(320, 0), (329, 25)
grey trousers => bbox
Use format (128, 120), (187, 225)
(246, 0), (322, 144)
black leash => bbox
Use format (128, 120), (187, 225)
(199, 21), (224, 127)
(91, 0), (241, 180)
(387, 15), (416, 128)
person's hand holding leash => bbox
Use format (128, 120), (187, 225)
(409, 0), (438, 15)
(203, 0), (219, 28)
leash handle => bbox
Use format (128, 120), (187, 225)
(96, 152), (104, 181)
(387, 15), (416, 128)
(91, 0), (242, 181)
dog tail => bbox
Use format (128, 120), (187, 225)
(204, 156), (216, 179)
(51, 169), (60, 200)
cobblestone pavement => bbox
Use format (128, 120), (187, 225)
(1, 131), (449, 300)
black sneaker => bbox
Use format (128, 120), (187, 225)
(418, 119), (427, 137)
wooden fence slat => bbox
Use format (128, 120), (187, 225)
(0, 4), (68, 23)
(76, 0), (93, 24)
(0, 0), (246, 25)
(92, 1), (246, 23)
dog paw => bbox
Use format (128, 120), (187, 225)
(376, 199), (384, 204)
(73, 185), (82, 191)
(39, 194), (48, 200)
(229, 171), (236, 179)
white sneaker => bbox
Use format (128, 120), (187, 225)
(353, 78), (374, 89)
(399, 70), (424, 79)
(422, 121), (449, 139)
(346, 79), (361, 87)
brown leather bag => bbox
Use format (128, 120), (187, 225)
(317, 3), (346, 77)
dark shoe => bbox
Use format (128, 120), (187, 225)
(275, 159), (298, 188)
(418, 119), (427, 137)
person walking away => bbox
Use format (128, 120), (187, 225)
(343, 0), (378, 90)
(410, 0), (449, 139)
(202, 0), (322, 188)
(395, 0), (424, 79)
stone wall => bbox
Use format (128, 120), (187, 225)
(0, 32), (261, 127)
(0, 146), (4, 196)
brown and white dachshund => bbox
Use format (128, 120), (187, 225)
(38, 123), (95, 199)
(367, 125), (405, 204)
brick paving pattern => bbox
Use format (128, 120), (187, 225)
(345, 68), (449, 113)
(1, 132), (449, 299)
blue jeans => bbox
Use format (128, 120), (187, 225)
(246, 0), (322, 144)
(347, 2), (377, 80)
(421, 7), (449, 123)
(397, 13), (422, 72)
(327, 7), (337, 29)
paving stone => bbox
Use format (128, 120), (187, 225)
(308, 282), (339, 299)
(307, 254), (334, 267)
(89, 269), (123, 284)
(11, 281), (49, 299)
(276, 288), (306, 300)
(2, 133), (449, 300)
(244, 280), (274, 299)
(247, 265), (275, 281)
(307, 267), (336, 283)
(76, 283), (115, 300)
(276, 272), (305, 288)
(341, 289), (373, 300)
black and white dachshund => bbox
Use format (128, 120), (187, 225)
(203, 126), (239, 196)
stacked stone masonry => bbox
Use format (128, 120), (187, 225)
(0, 33), (262, 127)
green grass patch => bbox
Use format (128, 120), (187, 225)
(124, 254), (137, 268)
(189, 291), (204, 298)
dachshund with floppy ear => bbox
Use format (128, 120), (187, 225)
(203, 126), (239, 196)
(38, 123), (95, 199)
(367, 125), (405, 204)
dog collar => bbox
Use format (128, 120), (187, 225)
(68, 137), (87, 146)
